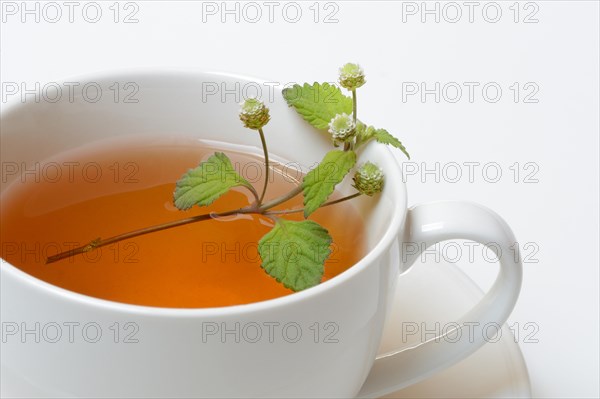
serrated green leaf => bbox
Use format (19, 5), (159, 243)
(258, 219), (332, 291)
(373, 128), (410, 159)
(302, 150), (357, 218)
(173, 152), (250, 210)
(282, 82), (353, 129)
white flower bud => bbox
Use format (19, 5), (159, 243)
(339, 63), (366, 90)
(328, 113), (356, 142)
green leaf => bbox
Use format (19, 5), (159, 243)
(258, 219), (332, 291)
(282, 82), (353, 129)
(302, 150), (357, 218)
(173, 152), (250, 210)
(373, 128), (410, 159)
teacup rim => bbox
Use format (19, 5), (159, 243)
(0, 69), (408, 317)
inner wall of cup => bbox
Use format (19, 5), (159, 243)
(0, 72), (402, 253)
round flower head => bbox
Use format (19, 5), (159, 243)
(328, 113), (356, 142)
(239, 98), (270, 130)
(353, 162), (384, 196)
(339, 63), (366, 90)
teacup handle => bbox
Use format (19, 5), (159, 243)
(358, 201), (523, 398)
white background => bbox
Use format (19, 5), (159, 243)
(1, 1), (599, 397)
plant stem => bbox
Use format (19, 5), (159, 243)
(45, 186), (357, 264)
(265, 192), (362, 215)
(352, 89), (357, 124)
(46, 178), (304, 264)
(348, 89), (357, 151)
(46, 207), (253, 264)
(259, 184), (304, 212)
(244, 184), (260, 205)
(258, 127), (270, 204)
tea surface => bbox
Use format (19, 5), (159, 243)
(0, 137), (366, 308)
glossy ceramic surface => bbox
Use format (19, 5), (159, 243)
(0, 72), (522, 397)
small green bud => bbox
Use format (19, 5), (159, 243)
(239, 98), (270, 130)
(339, 63), (366, 90)
(353, 162), (384, 196)
(328, 113), (356, 142)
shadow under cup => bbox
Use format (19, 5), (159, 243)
(0, 72), (407, 397)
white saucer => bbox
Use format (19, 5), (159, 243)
(1, 259), (531, 398)
(380, 259), (531, 398)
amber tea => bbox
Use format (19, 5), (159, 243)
(0, 136), (367, 308)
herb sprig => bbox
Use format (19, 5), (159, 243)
(47, 63), (409, 292)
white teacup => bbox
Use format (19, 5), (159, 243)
(0, 71), (522, 398)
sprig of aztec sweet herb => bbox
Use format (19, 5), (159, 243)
(47, 63), (409, 292)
